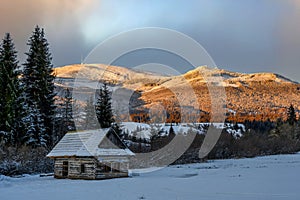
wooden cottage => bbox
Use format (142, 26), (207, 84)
(47, 129), (134, 180)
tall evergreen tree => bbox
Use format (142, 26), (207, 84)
(23, 102), (46, 147)
(62, 88), (75, 132)
(0, 33), (23, 145)
(95, 83), (114, 128)
(287, 104), (296, 125)
(83, 95), (99, 130)
(169, 124), (175, 137)
(53, 88), (76, 143)
(22, 26), (56, 147)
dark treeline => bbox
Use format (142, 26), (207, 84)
(205, 106), (300, 160)
(128, 105), (300, 166)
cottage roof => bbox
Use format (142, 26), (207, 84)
(47, 129), (134, 158)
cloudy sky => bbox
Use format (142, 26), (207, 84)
(0, 0), (299, 81)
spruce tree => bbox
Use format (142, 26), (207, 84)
(83, 95), (99, 130)
(62, 88), (75, 132)
(22, 26), (56, 147)
(39, 28), (56, 144)
(95, 83), (114, 128)
(168, 124), (176, 138)
(23, 102), (46, 147)
(0, 33), (23, 145)
(53, 88), (76, 143)
(287, 104), (296, 125)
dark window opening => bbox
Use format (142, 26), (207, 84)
(80, 164), (85, 173)
(104, 164), (111, 172)
(62, 161), (68, 177)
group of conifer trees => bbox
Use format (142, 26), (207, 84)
(0, 26), (56, 148)
(0, 24), (119, 148)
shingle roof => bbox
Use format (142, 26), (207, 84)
(47, 129), (134, 157)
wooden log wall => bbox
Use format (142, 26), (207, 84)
(53, 156), (130, 180)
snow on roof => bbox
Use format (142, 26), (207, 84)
(47, 129), (134, 158)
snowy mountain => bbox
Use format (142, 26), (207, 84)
(54, 64), (300, 122)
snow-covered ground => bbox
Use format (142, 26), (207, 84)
(121, 122), (245, 140)
(1, 153), (300, 200)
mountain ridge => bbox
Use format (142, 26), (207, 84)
(54, 64), (300, 123)
(55, 64), (298, 84)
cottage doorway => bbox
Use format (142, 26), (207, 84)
(62, 161), (69, 177)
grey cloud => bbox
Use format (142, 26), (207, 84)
(1, 0), (299, 82)
(0, 0), (98, 66)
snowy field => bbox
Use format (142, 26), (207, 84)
(1, 153), (300, 200)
